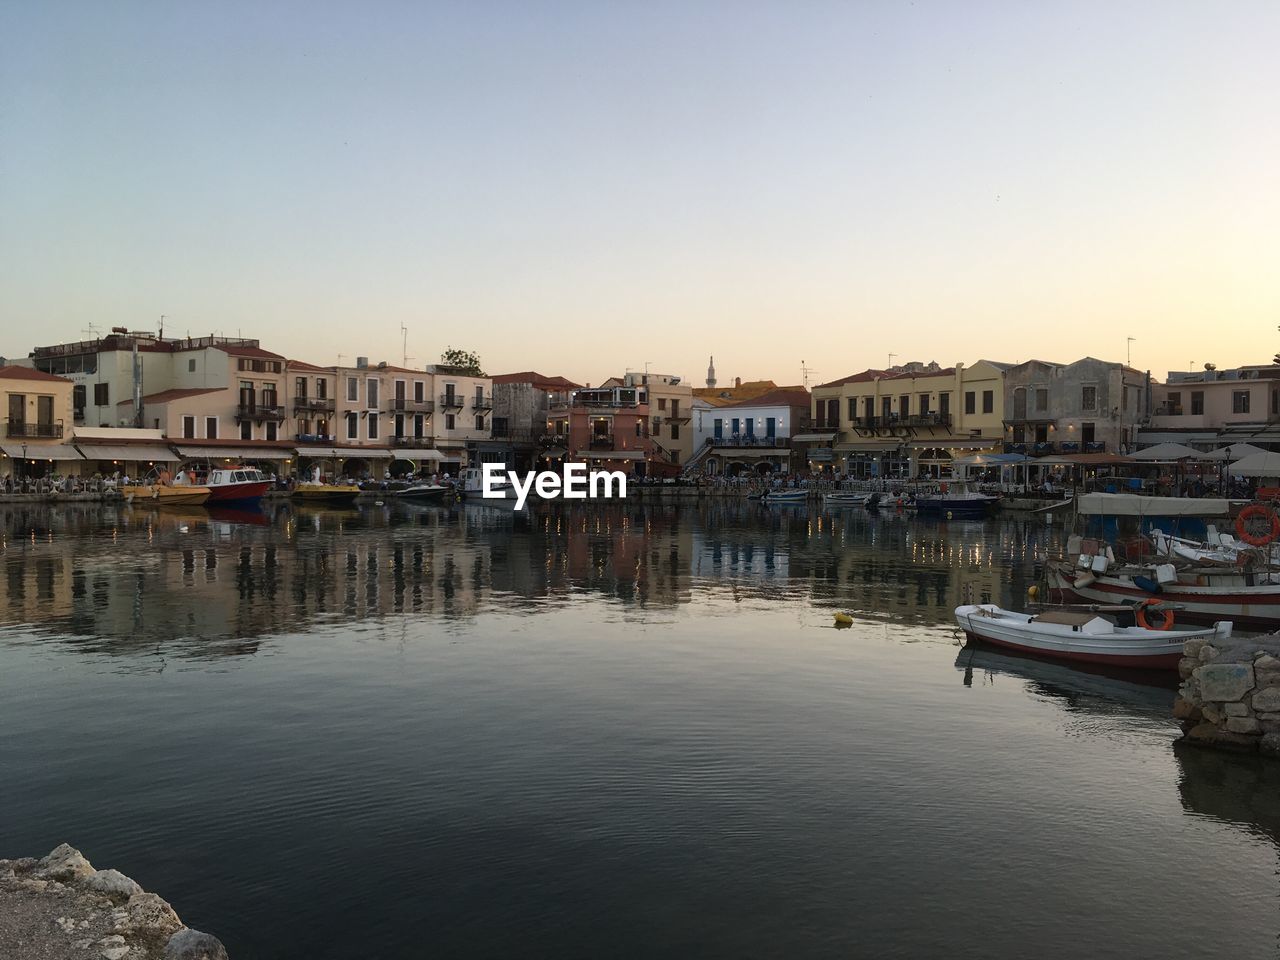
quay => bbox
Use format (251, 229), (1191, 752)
(0, 844), (227, 959)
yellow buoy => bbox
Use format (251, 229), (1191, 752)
(834, 611), (854, 627)
(1027, 584), (1039, 599)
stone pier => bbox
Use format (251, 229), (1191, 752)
(0, 844), (228, 959)
(1174, 634), (1280, 757)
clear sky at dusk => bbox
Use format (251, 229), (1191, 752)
(1, 0), (1276, 385)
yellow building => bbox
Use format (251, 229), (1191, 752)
(809, 360), (1010, 478)
(0, 365), (78, 478)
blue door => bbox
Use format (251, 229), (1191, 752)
(714, 419), (723, 439)
(745, 418), (755, 438)
(766, 417), (776, 438)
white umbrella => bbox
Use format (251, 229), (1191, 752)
(1130, 441), (1211, 461)
(1228, 451), (1280, 478)
(1205, 442), (1268, 461)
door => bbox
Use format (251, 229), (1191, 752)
(37, 396), (53, 428)
(714, 419), (723, 439)
(766, 417), (776, 438)
(9, 393), (25, 428)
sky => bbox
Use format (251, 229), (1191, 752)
(1, 0), (1277, 387)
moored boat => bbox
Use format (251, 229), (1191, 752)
(393, 482), (449, 501)
(762, 489), (807, 504)
(955, 603), (1230, 670)
(914, 481), (999, 515)
(823, 491), (874, 507)
(204, 465), (273, 504)
(291, 481), (361, 505)
(120, 483), (212, 506)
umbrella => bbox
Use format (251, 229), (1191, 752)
(1130, 441), (1212, 461)
(1205, 442), (1268, 461)
(1228, 451), (1280, 478)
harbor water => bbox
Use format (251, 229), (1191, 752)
(1, 500), (1277, 959)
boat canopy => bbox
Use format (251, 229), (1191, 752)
(1075, 492), (1236, 517)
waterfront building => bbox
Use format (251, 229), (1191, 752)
(0, 366), (79, 479)
(689, 387), (811, 476)
(809, 360), (1010, 478)
(1002, 357), (1148, 456)
(488, 372), (581, 471)
(566, 382), (653, 477)
(622, 371), (694, 470)
(1140, 364), (1280, 450)
(693, 376), (780, 407)
(424, 363), (493, 475)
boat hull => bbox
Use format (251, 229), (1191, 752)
(206, 481), (272, 504)
(916, 496), (997, 514)
(121, 484), (212, 506)
(292, 484), (361, 504)
(1048, 563), (1280, 628)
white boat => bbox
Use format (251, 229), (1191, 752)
(823, 491), (874, 507)
(914, 481), (999, 515)
(762, 489), (807, 504)
(393, 482), (449, 501)
(1150, 527), (1275, 566)
(458, 466), (520, 508)
(955, 603), (1230, 670)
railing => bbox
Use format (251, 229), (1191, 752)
(1032, 441), (1056, 455)
(709, 436), (787, 448)
(852, 413), (951, 429)
(439, 393), (464, 409)
(588, 434), (615, 449)
(236, 403), (285, 421)
(539, 433), (568, 447)
(6, 419), (64, 439)
(292, 397), (336, 413)
(387, 398), (435, 413)
(1155, 403), (1183, 416)
(296, 433), (336, 443)
(549, 397), (571, 411)
(392, 436), (435, 448)
(1085, 440), (1106, 453)
(470, 395), (493, 410)
(490, 426), (544, 442)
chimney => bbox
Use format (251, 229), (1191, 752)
(735, 376), (741, 388)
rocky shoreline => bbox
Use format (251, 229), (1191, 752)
(1175, 635), (1280, 757)
(0, 845), (227, 960)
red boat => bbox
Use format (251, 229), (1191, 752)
(203, 465), (273, 504)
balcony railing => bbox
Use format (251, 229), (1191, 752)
(392, 436), (435, 448)
(1032, 441), (1056, 455)
(709, 436), (787, 448)
(588, 434), (615, 449)
(296, 433), (336, 443)
(439, 393), (464, 409)
(236, 403), (285, 421)
(6, 419), (64, 439)
(549, 397), (570, 411)
(387, 398), (435, 413)
(490, 426), (544, 442)
(1085, 440), (1106, 453)
(292, 397), (335, 413)
(470, 395), (493, 411)
(851, 413), (951, 429)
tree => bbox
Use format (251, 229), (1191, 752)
(440, 347), (485, 376)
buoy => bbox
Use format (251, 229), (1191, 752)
(834, 611), (854, 626)
(946, 511), (953, 520)
(1027, 584), (1039, 599)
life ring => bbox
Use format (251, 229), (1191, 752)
(1235, 504), (1280, 547)
(1135, 598), (1174, 631)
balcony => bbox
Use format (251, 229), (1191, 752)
(392, 436), (435, 448)
(387, 398), (435, 414)
(490, 426), (544, 443)
(853, 413), (951, 430)
(439, 393), (464, 410)
(292, 397), (335, 414)
(549, 396), (571, 412)
(1085, 440), (1106, 453)
(1059, 441), (1080, 453)
(710, 435), (787, 448)
(1155, 403), (1184, 417)
(588, 434), (615, 449)
(1032, 441), (1056, 455)
(6, 419), (64, 439)
(470, 395), (493, 411)
(236, 403), (285, 421)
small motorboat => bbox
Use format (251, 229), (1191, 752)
(291, 482), (361, 505)
(823, 491), (875, 507)
(954, 603), (1231, 670)
(393, 482), (449, 501)
(915, 481), (998, 515)
(203, 465), (273, 504)
(762, 489), (807, 504)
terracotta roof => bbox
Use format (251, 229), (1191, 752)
(491, 371), (582, 390)
(814, 370), (888, 389)
(220, 344), (285, 360)
(287, 359), (330, 373)
(719, 387), (811, 409)
(142, 387), (225, 403)
(881, 366), (956, 381)
(692, 380), (779, 402)
(0, 365), (73, 383)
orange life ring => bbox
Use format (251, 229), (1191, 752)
(1135, 598), (1174, 631)
(1236, 504), (1280, 547)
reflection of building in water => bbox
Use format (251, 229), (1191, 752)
(0, 500), (1065, 658)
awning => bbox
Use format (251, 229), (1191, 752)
(585, 450), (645, 460)
(0, 442), (80, 460)
(708, 447), (786, 458)
(543, 447), (567, 457)
(791, 433), (837, 443)
(175, 445), (294, 460)
(74, 443), (179, 462)
(398, 449), (445, 461)
(834, 441), (904, 452)
(294, 447), (395, 459)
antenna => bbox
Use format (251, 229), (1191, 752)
(337, 354), (345, 369)
(82, 322), (101, 340)
(1126, 337), (1136, 366)
(888, 353), (897, 368)
(400, 323), (412, 367)
(801, 360), (818, 389)
(159, 314), (166, 339)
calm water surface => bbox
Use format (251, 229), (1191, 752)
(1, 500), (1278, 959)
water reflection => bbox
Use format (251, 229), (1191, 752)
(0, 500), (1057, 657)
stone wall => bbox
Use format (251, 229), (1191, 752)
(0, 843), (228, 959)
(1175, 635), (1280, 757)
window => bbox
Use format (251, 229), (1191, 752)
(658, 397), (667, 411)
(413, 414), (425, 438)
(652, 416), (662, 437)
(766, 417), (776, 437)
(964, 391), (975, 415)
(347, 377), (358, 402)
(1013, 387), (1027, 419)
(240, 420), (252, 440)
(445, 413), (455, 430)
(1082, 422), (1096, 444)
(732, 418), (740, 435)
(346, 412), (358, 439)
(366, 378), (379, 409)
(670, 422), (679, 440)
(367, 413), (379, 439)
(939, 393), (950, 416)
(1081, 385), (1097, 411)
(414, 381), (424, 403)
(299, 418), (310, 435)
(1167, 391), (1181, 412)
(918, 394), (930, 415)
(205, 417), (218, 439)
(73, 384), (86, 418)
(1233, 390), (1251, 414)
(188, 359), (196, 373)
(881, 396), (891, 421)
(1122, 386), (1130, 410)
(1035, 388), (1048, 412)
(899, 395), (910, 417)
(1191, 391), (1204, 415)
(317, 379), (328, 400)
(295, 377), (307, 398)
(182, 416), (196, 439)
(475, 415), (485, 431)
(94, 383), (109, 405)
(848, 398), (857, 422)
(745, 418), (755, 438)
(982, 390), (994, 414)
(266, 422), (277, 441)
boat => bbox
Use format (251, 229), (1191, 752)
(291, 481), (361, 505)
(761, 489), (807, 503)
(458, 466), (521, 508)
(120, 482), (211, 506)
(955, 603), (1231, 670)
(823, 491), (875, 507)
(203, 465), (273, 504)
(393, 482), (449, 501)
(914, 481), (999, 515)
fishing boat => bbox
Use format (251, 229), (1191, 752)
(394, 481), (449, 501)
(823, 491), (875, 507)
(203, 465), (273, 504)
(120, 482), (211, 506)
(291, 481), (361, 505)
(955, 603), (1231, 670)
(761, 489), (807, 504)
(914, 481), (999, 515)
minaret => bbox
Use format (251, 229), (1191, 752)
(706, 355), (717, 389)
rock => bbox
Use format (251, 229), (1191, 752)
(1184, 637), (1212, 658)
(1262, 733), (1280, 758)
(1261, 720), (1280, 735)
(1184, 722), (1259, 752)
(84, 869), (144, 901)
(1253, 687), (1280, 713)
(1225, 702), (1251, 717)
(1257, 711), (1280, 722)
(37, 843), (95, 881)
(1258, 669), (1280, 688)
(99, 933), (130, 959)
(120, 892), (183, 940)
(164, 928), (229, 960)
(1172, 697), (1202, 721)
(1178, 657), (1198, 680)
(1226, 716), (1261, 735)
(1199, 644), (1219, 663)
(1196, 663), (1255, 702)
(1255, 654), (1280, 670)
(1201, 703), (1223, 724)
